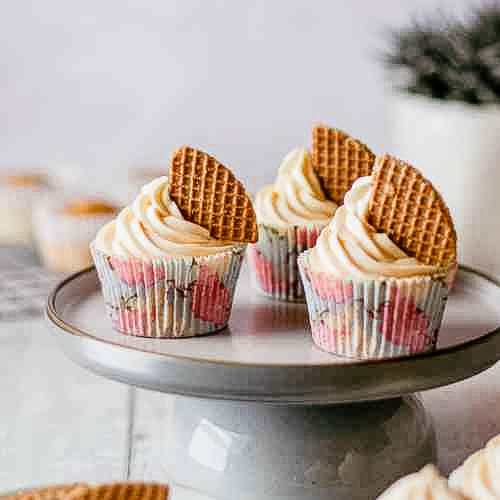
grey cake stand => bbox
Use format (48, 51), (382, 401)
(47, 264), (500, 500)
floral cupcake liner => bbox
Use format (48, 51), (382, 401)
(298, 251), (451, 359)
(248, 223), (323, 302)
(91, 244), (246, 338)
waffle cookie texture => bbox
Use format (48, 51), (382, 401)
(169, 146), (258, 243)
(2, 485), (88, 500)
(367, 154), (457, 267)
(312, 124), (376, 205)
(3, 483), (168, 500)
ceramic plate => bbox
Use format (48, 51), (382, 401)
(47, 264), (500, 404)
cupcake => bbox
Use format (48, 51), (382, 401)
(0, 172), (49, 245)
(34, 197), (118, 273)
(298, 154), (457, 359)
(91, 146), (257, 338)
(377, 465), (467, 500)
(249, 125), (375, 301)
(449, 433), (500, 499)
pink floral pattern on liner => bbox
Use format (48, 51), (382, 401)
(248, 245), (288, 295)
(300, 252), (445, 358)
(113, 307), (156, 336)
(93, 245), (245, 338)
(377, 287), (431, 353)
(308, 270), (354, 302)
(296, 226), (320, 249)
(109, 256), (166, 287)
(191, 265), (231, 326)
(311, 319), (349, 352)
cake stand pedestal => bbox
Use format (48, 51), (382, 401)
(151, 394), (435, 500)
(47, 265), (500, 499)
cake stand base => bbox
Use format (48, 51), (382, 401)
(153, 395), (435, 500)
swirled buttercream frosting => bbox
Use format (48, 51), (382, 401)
(307, 176), (445, 279)
(94, 177), (237, 259)
(255, 148), (337, 228)
(378, 465), (467, 500)
(449, 434), (500, 500)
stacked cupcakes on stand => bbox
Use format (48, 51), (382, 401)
(246, 123), (457, 361)
(78, 126), (458, 362)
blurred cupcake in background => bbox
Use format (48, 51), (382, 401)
(448, 433), (500, 499)
(49, 162), (84, 190)
(50, 162), (127, 206)
(248, 148), (337, 302)
(377, 465), (466, 499)
(0, 171), (50, 245)
(34, 196), (118, 273)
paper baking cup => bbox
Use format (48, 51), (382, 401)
(298, 252), (450, 360)
(0, 181), (49, 245)
(33, 196), (116, 272)
(91, 245), (246, 338)
(248, 223), (324, 302)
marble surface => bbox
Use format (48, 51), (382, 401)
(1, 315), (499, 498)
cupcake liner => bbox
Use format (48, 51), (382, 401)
(248, 223), (324, 302)
(0, 182), (49, 245)
(33, 195), (117, 272)
(298, 251), (450, 360)
(91, 244), (246, 338)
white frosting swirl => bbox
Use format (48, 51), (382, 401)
(94, 177), (237, 259)
(378, 465), (467, 500)
(255, 148), (337, 228)
(449, 435), (500, 500)
(307, 176), (444, 279)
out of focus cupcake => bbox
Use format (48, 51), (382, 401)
(34, 197), (118, 273)
(91, 146), (257, 338)
(249, 125), (375, 302)
(298, 155), (457, 359)
(0, 172), (49, 245)
(449, 433), (500, 499)
(377, 465), (467, 499)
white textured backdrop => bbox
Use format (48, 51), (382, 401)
(1, 0), (468, 194)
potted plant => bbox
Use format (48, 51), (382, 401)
(385, 5), (500, 277)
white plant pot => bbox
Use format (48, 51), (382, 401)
(389, 92), (500, 278)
